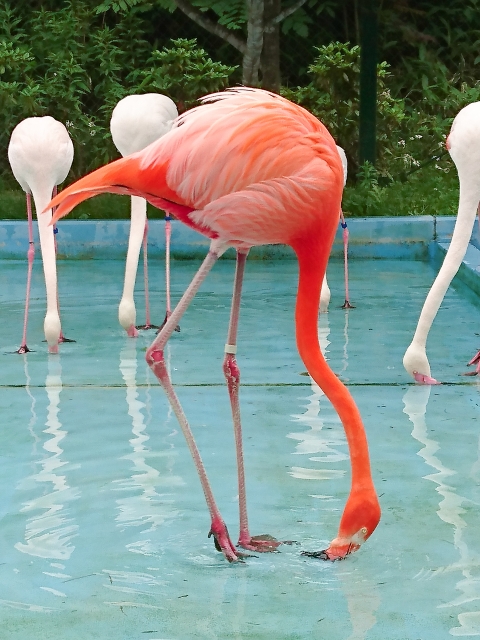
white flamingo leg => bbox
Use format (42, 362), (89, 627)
(340, 212), (355, 309)
(145, 240), (247, 562)
(466, 204), (480, 374)
(17, 193), (35, 354)
(165, 215), (172, 317)
(34, 188), (61, 353)
(224, 251), (283, 552)
(143, 219), (151, 326)
(159, 215), (180, 332)
(119, 195), (146, 337)
(137, 219), (159, 330)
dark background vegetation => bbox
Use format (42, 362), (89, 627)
(1, 0), (479, 218)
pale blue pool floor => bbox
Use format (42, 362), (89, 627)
(0, 258), (480, 639)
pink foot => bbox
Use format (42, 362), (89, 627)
(413, 371), (440, 385)
(157, 311), (180, 333)
(463, 350), (480, 376)
(126, 325), (139, 338)
(238, 533), (290, 553)
(208, 519), (250, 562)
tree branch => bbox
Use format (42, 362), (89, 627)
(266, 0), (308, 30)
(174, 0), (247, 54)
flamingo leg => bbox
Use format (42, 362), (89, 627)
(136, 219), (159, 330)
(146, 242), (248, 562)
(464, 204), (480, 376)
(223, 251), (283, 552)
(17, 193), (35, 354)
(340, 212), (355, 309)
(159, 215), (180, 332)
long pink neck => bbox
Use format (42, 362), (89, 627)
(292, 238), (374, 489)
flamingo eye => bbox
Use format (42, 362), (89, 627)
(361, 527), (368, 535)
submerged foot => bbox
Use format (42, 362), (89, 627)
(158, 311), (180, 334)
(136, 323), (160, 331)
(238, 534), (296, 553)
(208, 522), (252, 562)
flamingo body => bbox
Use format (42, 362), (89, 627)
(8, 116), (73, 352)
(110, 93), (178, 335)
(47, 88), (380, 561)
(404, 102), (480, 383)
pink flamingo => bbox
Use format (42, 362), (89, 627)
(8, 116), (74, 353)
(403, 102), (480, 384)
(47, 88), (380, 562)
(110, 93), (178, 336)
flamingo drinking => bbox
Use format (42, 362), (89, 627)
(8, 116), (74, 353)
(403, 102), (480, 384)
(110, 93), (178, 336)
(46, 88), (381, 562)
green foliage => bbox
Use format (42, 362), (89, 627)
(342, 161), (458, 218)
(281, 38), (480, 200)
(193, 0), (245, 30)
(0, 0), (477, 221)
(282, 42), (407, 176)
(95, 0), (147, 12)
(0, 2), (236, 188)
(129, 38), (237, 111)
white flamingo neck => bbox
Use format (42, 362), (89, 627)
(413, 186), (479, 347)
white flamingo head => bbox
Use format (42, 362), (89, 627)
(403, 342), (439, 385)
(8, 116), (74, 195)
(110, 93), (178, 157)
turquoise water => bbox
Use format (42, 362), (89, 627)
(0, 258), (479, 639)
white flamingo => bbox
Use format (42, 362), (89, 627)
(110, 93), (178, 337)
(403, 101), (480, 383)
(8, 116), (74, 353)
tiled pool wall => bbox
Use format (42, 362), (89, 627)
(1, 215), (480, 292)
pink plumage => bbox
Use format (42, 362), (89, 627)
(46, 88), (380, 563)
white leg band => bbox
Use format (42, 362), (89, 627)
(224, 343), (237, 354)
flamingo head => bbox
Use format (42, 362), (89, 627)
(322, 489), (381, 561)
(403, 342), (440, 385)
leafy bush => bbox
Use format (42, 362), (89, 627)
(342, 161), (459, 218)
(282, 40), (478, 195)
(282, 43), (407, 176)
(0, 2), (236, 188)
(127, 38), (237, 112)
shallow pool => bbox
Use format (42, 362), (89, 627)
(0, 257), (479, 639)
